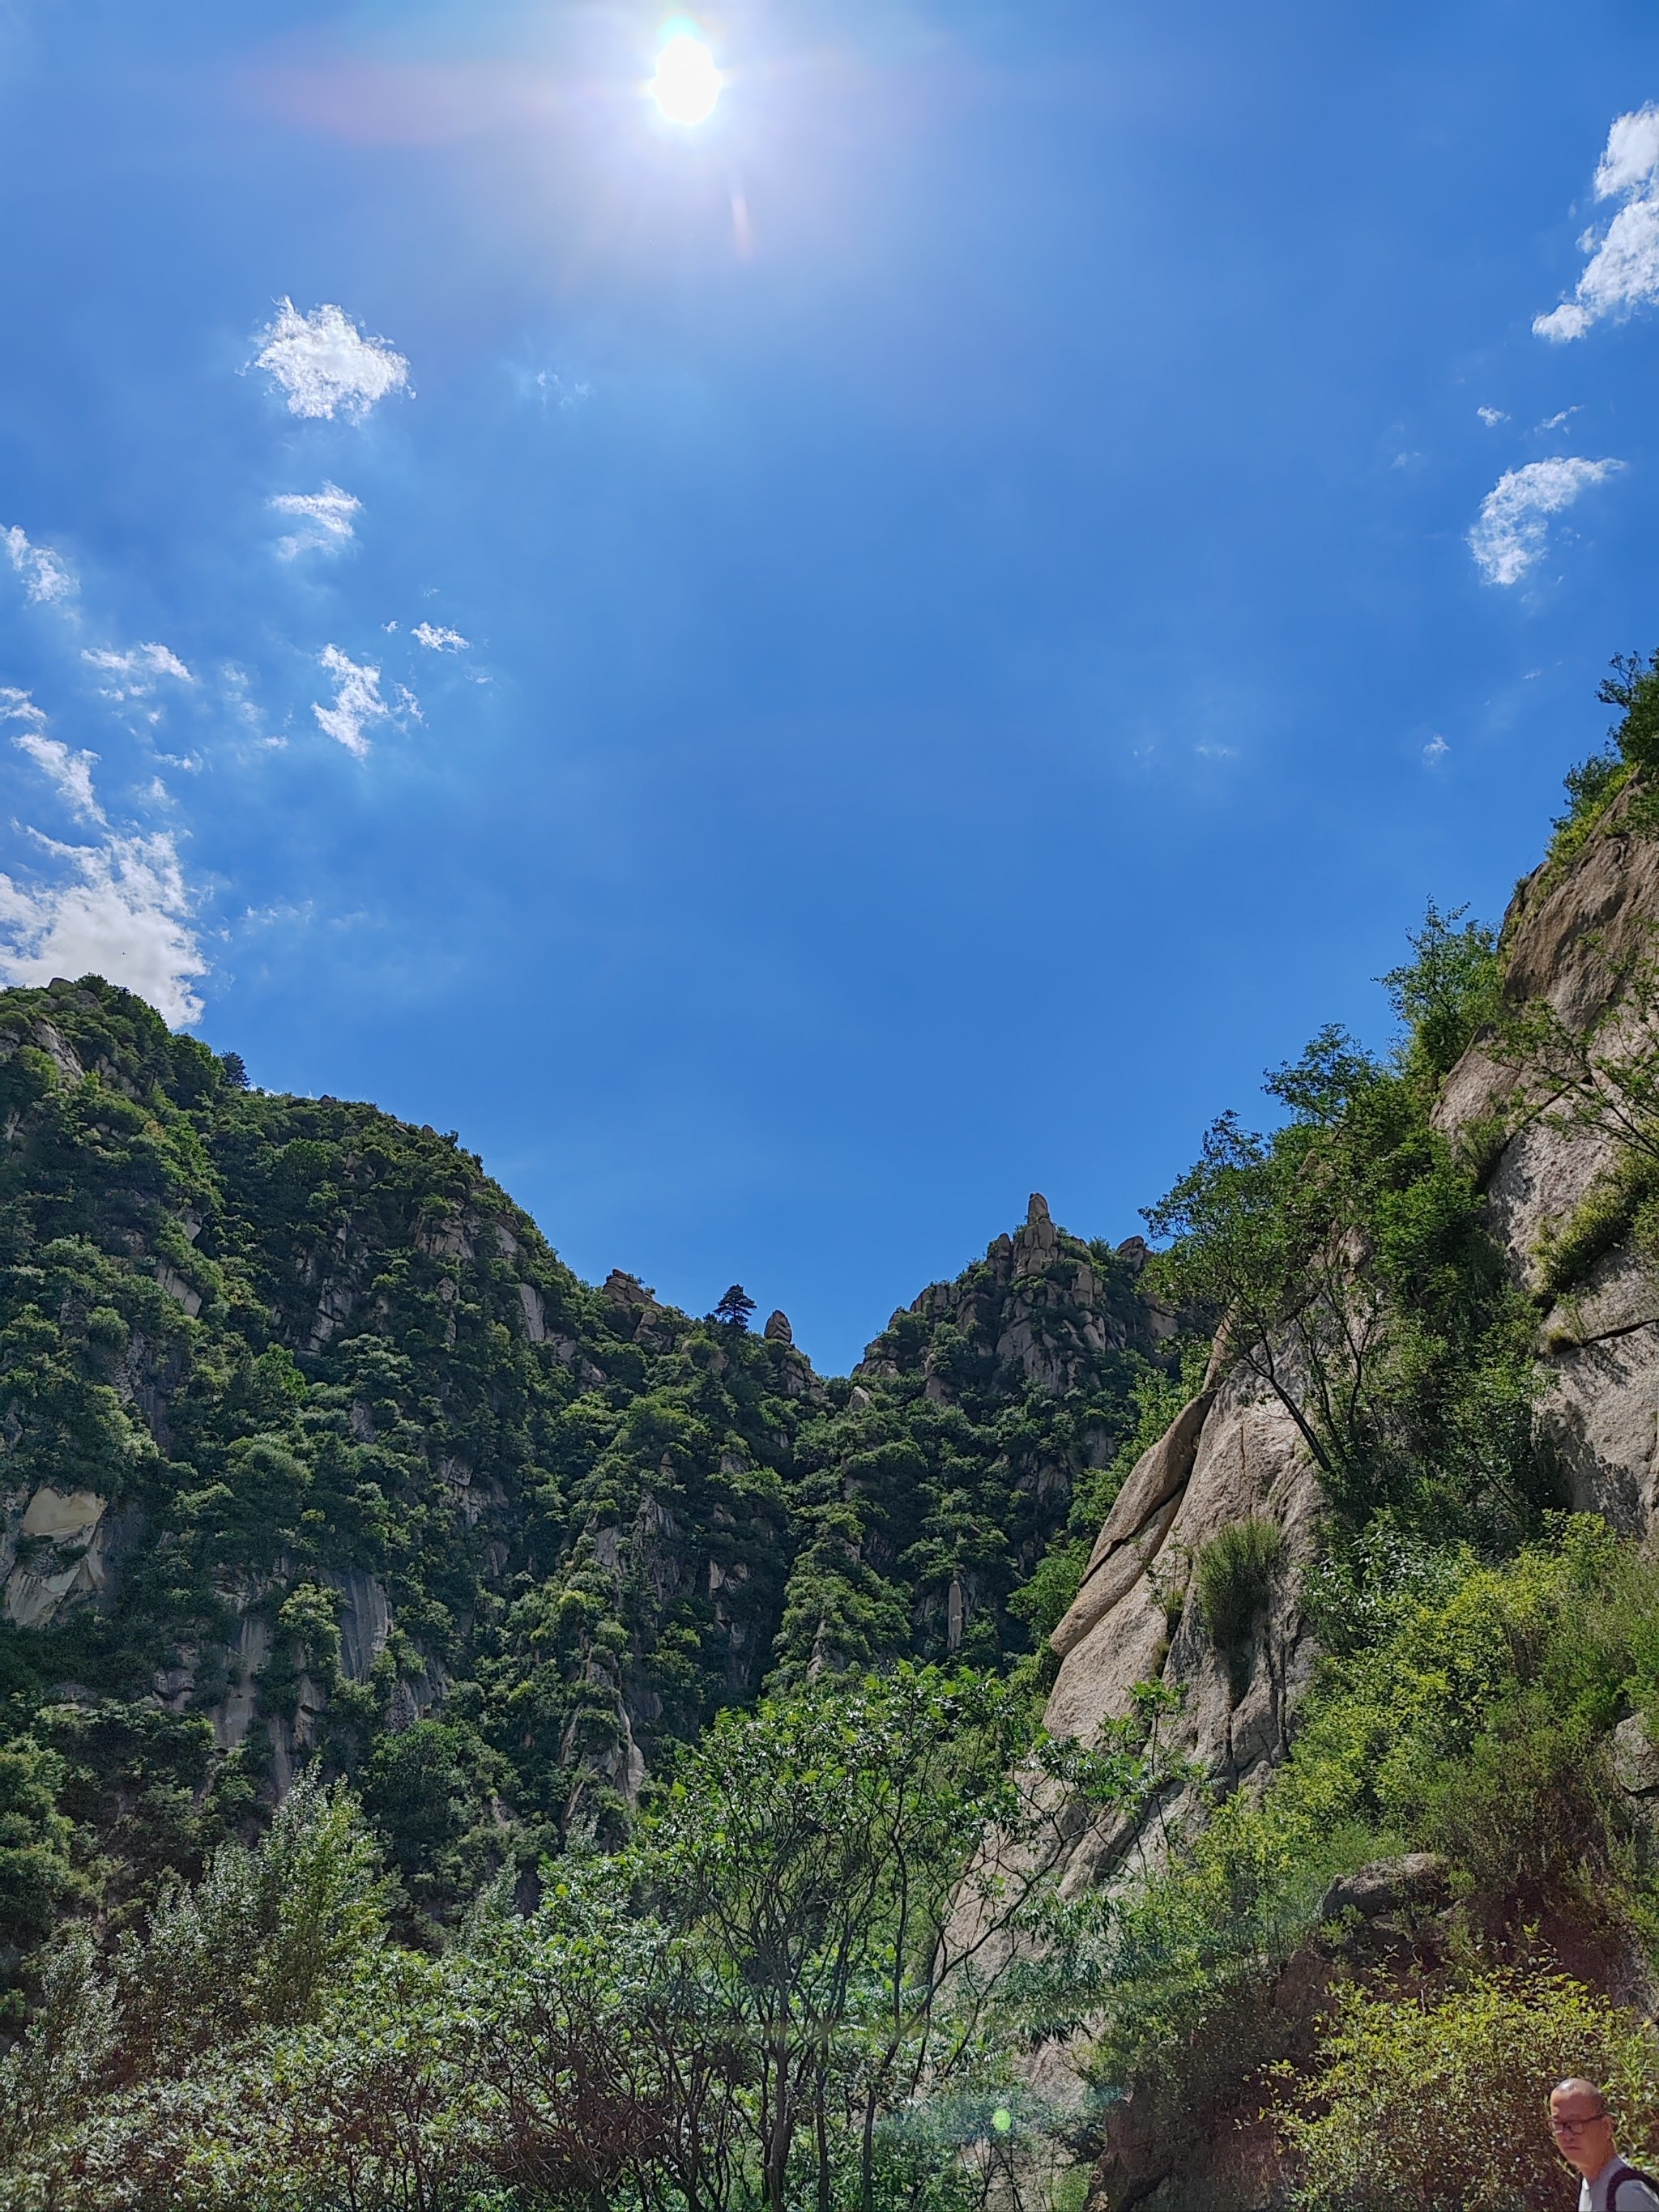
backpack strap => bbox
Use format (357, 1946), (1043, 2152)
(1608, 2166), (1659, 2209)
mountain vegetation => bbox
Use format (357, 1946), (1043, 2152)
(0, 977), (1181, 1958)
(11, 656), (1659, 2210)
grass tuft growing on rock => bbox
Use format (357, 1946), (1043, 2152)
(1195, 1517), (1285, 1689)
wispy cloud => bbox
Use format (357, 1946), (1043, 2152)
(251, 299), (411, 421)
(13, 730), (104, 823)
(313, 644), (394, 756)
(1422, 734), (1450, 766)
(3, 523), (76, 604)
(221, 663), (282, 748)
(1467, 456), (1623, 586)
(412, 621), (468, 651)
(0, 727), (204, 1024)
(82, 641), (195, 700)
(1534, 406), (1583, 433)
(270, 481), (361, 559)
(1536, 104), (1659, 340)
(535, 369), (592, 411)
(1477, 406), (1508, 427)
(0, 686), (46, 729)
(0, 690), (100, 820)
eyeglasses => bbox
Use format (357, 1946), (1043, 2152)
(1551, 2115), (1610, 2137)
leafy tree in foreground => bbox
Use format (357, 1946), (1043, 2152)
(0, 1671), (1186, 2212)
(644, 1664), (1189, 2212)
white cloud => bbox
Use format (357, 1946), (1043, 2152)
(1467, 455), (1623, 586)
(313, 644), (391, 757)
(0, 685), (46, 729)
(1477, 406), (1508, 427)
(1535, 406), (1583, 432)
(1597, 104), (1659, 198)
(220, 663), (283, 749)
(14, 732), (104, 822)
(0, 832), (204, 1026)
(4, 524), (76, 603)
(1422, 734), (1450, 765)
(412, 621), (468, 651)
(541, 370), (591, 409)
(252, 299), (411, 422)
(270, 481), (361, 560)
(82, 641), (195, 697)
(1, 688), (103, 821)
(0, 734), (205, 1025)
(1536, 104), (1659, 340)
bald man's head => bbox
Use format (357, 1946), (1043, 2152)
(1550, 2078), (1615, 2180)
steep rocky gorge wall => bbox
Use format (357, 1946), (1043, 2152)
(1040, 816), (1659, 1836)
(1030, 814), (1659, 2206)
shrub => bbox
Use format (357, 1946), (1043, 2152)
(1195, 1518), (1285, 1690)
(1380, 901), (1500, 1082)
(1280, 1966), (1659, 2212)
(1537, 1152), (1659, 1298)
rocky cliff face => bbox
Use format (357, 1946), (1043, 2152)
(1035, 812), (1659, 2208)
(1043, 813), (1659, 1831)
(857, 1195), (1173, 1405)
(1436, 817), (1659, 1531)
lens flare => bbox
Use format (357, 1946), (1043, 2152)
(650, 31), (722, 125)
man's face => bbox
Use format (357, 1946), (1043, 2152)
(1551, 2087), (1616, 2179)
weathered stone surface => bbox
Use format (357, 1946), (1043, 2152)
(763, 1310), (793, 1344)
(603, 1268), (655, 1311)
(1613, 1714), (1659, 1796)
(518, 1280), (548, 1342)
(20, 1486), (104, 1541)
(1051, 1391), (1214, 1659)
(1320, 1852), (1449, 1920)
(322, 1567), (392, 1685)
(212, 1613), (273, 1751)
(1046, 1373), (1320, 1780)
(1439, 812), (1659, 1141)
(2, 1488), (139, 1630)
(155, 1262), (203, 1317)
(855, 1189), (1172, 1399)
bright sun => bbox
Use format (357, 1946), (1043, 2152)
(650, 31), (722, 125)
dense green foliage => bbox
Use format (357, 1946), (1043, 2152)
(0, 978), (1174, 1947)
(1280, 1967), (1659, 2212)
(1030, 1516), (1659, 2176)
(1543, 648), (1659, 879)
(0, 1669), (1182, 2212)
(1076, 824), (1659, 2200)
(1144, 929), (1547, 1544)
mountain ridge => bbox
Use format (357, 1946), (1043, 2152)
(0, 978), (1181, 1951)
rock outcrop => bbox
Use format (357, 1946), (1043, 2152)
(857, 1192), (1175, 1404)
(1434, 816), (1659, 1531)
(1043, 1367), (1321, 1890)
(1039, 805), (1659, 2208)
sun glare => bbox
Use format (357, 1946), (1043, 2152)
(650, 30), (722, 126)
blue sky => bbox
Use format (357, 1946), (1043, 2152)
(4, 0), (1659, 1370)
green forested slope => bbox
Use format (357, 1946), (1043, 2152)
(0, 978), (1179, 1952)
